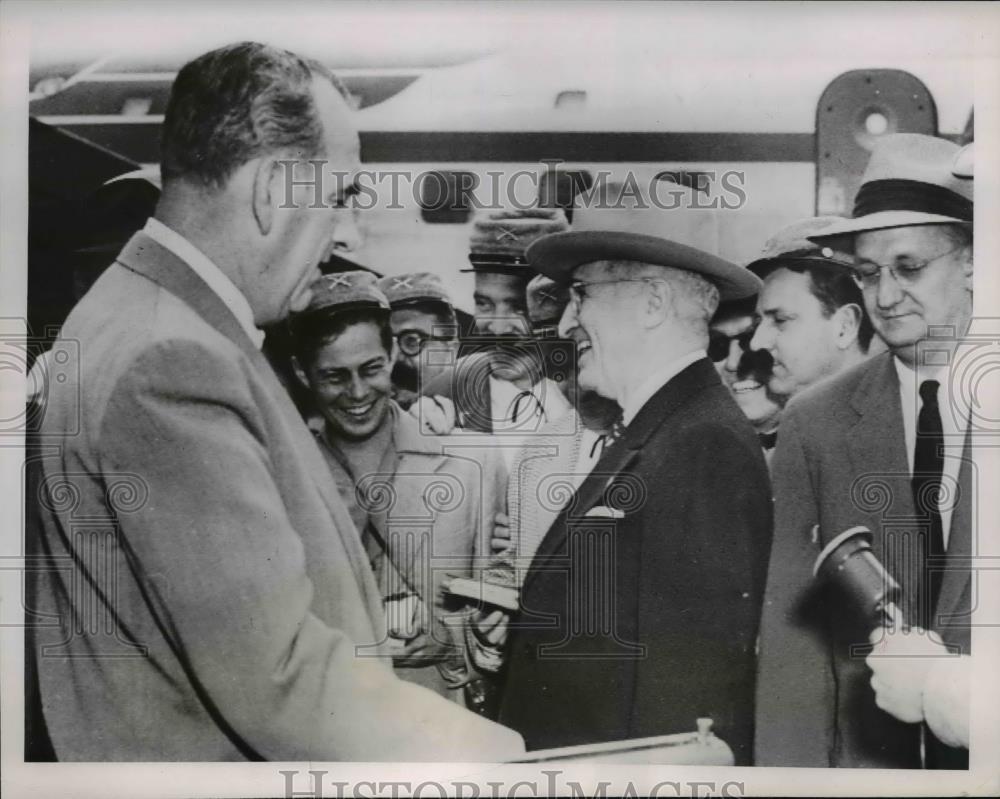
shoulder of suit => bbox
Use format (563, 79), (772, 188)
(784, 351), (890, 423)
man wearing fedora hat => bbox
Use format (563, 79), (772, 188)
(291, 272), (509, 709)
(496, 182), (772, 762)
(420, 209), (572, 460)
(755, 133), (974, 768)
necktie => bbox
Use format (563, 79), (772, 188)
(509, 390), (544, 424)
(758, 429), (778, 451)
(912, 379), (945, 627)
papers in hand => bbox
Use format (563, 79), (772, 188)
(444, 573), (519, 612)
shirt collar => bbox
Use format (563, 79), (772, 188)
(142, 218), (265, 349)
(621, 349), (705, 426)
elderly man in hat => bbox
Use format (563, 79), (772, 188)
(755, 133), (974, 768)
(377, 272), (459, 410)
(494, 182), (772, 762)
(29, 41), (523, 761)
(290, 272), (509, 709)
(420, 209), (571, 461)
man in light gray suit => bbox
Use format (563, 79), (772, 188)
(755, 133), (973, 769)
(28, 41), (523, 762)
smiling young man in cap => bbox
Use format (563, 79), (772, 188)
(755, 133), (974, 768)
(496, 181), (772, 763)
(291, 272), (511, 709)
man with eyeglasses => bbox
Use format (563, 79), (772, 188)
(377, 272), (459, 410)
(756, 133), (974, 769)
(496, 182), (771, 762)
(709, 296), (783, 461)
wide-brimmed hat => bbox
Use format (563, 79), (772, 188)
(526, 181), (760, 301)
(747, 216), (854, 278)
(809, 133), (973, 241)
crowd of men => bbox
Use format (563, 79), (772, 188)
(27, 42), (975, 768)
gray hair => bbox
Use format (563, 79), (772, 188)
(603, 260), (720, 325)
(160, 41), (349, 188)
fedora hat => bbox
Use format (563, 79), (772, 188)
(526, 180), (760, 301)
(809, 133), (973, 241)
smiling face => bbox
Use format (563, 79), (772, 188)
(249, 79), (362, 327)
(710, 311), (783, 431)
(854, 225), (973, 361)
(303, 319), (393, 441)
(557, 261), (643, 402)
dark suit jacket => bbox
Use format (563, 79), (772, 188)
(29, 231), (522, 761)
(498, 358), (773, 763)
(755, 352), (972, 768)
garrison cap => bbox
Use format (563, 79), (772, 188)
(464, 208), (569, 274)
(377, 272), (453, 309)
(526, 274), (570, 327)
(303, 271), (390, 316)
(747, 216), (854, 278)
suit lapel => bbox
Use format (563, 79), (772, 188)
(846, 353), (910, 493)
(116, 232), (380, 601)
(523, 359), (718, 592)
(845, 352), (972, 630)
(936, 428), (973, 631)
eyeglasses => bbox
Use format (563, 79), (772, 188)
(394, 330), (455, 357)
(568, 277), (664, 306)
(708, 327), (756, 362)
(851, 244), (967, 290)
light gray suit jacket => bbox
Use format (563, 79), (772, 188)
(755, 351), (972, 768)
(29, 231), (522, 761)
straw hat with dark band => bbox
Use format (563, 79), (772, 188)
(810, 133), (973, 241)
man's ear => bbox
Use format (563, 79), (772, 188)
(644, 278), (672, 327)
(960, 241), (974, 289)
(291, 355), (309, 388)
(251, 157), (280, 237)
(835, 303), (863, 350)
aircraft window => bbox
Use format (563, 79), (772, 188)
(418, 170), (478, 224)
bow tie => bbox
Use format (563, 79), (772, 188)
(758, 429), (778, 451)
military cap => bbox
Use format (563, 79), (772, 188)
(303, 270), (390, 317)
(464, 208), (569, 274)
(526, 274), (570, 327)
(747, 216), (854, 278)
(377, 272), (453, 309)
